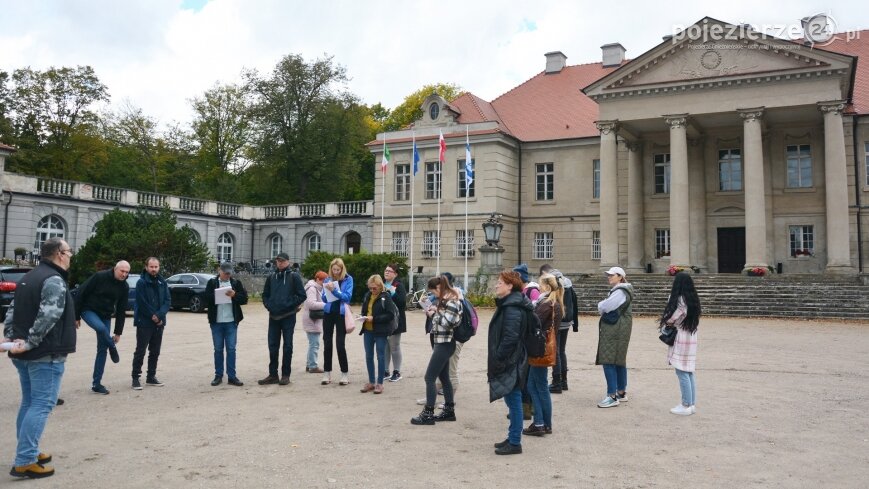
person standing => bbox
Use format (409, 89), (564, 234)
(358, 275), (395, 395)
(4, 237), (77, 479)
(411, 276), (462, 425)
(524, 274), (563, 436)
(488, 270), (532, 455)
(259, 252), (306, 386)
(302, 271), (327, 374)
(321, 258), (353, 386)
(595, 266), (634, 408)
(74, 260), (130, 395)
(382, 263), (406, 382)
(538, 265), (578, 394)
(205, 262), (249, 387)
(131, 257), (171, 390)
(659, 272), (701, 416)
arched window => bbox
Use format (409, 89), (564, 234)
(345, 231), (361, 255)
(90, 224), (98, 239)
(217, 233), (234, 262)
(270, 234), (283, 258)
(36, 215), (65, 250)
(189, 229), (202, 243)
(306, 233), (321, 257)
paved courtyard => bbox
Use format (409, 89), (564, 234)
(2, 307), (867, 488)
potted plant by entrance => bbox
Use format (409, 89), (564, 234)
(747, 267), (767, 277)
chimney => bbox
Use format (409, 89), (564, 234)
(601, 43), (626, 67)
(544, 51), (567, 73)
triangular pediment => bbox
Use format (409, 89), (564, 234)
(413, 93), (461, 128)
(584, 17), (855, 99)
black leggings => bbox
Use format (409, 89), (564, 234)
(424, 341), (456, 407)
(323, 307), (348, 373)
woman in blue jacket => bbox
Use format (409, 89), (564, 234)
(321, 258), (354, 386)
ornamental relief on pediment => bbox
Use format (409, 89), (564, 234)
(611, 42), (829, 88)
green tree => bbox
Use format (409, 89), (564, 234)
(381, 83), (463, 132)
(242, 54), (374, 204)
(69, 207), (210, 285)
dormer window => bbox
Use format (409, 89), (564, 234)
(429, 103), (440, 120)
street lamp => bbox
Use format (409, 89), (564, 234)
(482, 213), (503, 247)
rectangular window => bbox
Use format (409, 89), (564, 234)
(533, 232), (554, 260)
(591, 230), (601, 260)
(422, 231), (440, 258)
(592, 159), (600, 199)
(654, 153), (671, 194)
(655, 229), (671, 259)
(458, 160), (475, 198)
(454, 230), (475, 257)
(536, 163), (554, 201)
(394, 164), (410, 201)
(425, 162), (442, 200)
(786, 144), (813, 188)
(789, 225), (814, 257)
(718, 148), (743, 191)
(864, 142), (869, 186)
(391, 231), (409, 257)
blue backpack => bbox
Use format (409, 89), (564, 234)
(452, 298), (479, 343)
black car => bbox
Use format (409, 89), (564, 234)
(166, 273), (213, 313)
(0, 266), (33, 322)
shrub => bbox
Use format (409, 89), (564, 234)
(301, 251), (408, 303)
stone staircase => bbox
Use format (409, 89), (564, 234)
(570, 274), (869, 320)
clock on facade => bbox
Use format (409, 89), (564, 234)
(429, 103), (440, 120)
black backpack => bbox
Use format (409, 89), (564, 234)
(522, 307), (546, 358)
(452, 298), (479, 343)
(383, 295), (400, 335)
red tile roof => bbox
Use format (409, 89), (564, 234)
(489, 63), (620, 141)
(0, 142), (16, 152)
(812, 29), (869, 114)
(451, 92), (506, 128)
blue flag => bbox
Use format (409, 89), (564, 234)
(412, 140), (420, 176)
(465, 138), (473, 189)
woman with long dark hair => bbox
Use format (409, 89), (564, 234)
(411, 276), (462, 426)
(659, 272), (701, 416)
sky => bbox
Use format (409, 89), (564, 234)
(1, 0), (865, 128)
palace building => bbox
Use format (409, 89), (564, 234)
(370, 17), (869, 276)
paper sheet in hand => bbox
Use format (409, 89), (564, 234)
(324, 286), (339, 302)
(214, 286), (233, 304)
(418, 295), (432, 311)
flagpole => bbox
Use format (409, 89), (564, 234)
(409, 133), (416, 293)
(464, 126), (469, 290)
(436, 130), (444, 276)
(381, 132), (387, 253)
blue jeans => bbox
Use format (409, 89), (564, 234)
(675, 368), (696, 406)
(81, 310), (114, 387)
(503, 386), (523, 446)
(527, 366), (552, 428)
(12, 358), (64, 467)
(268, 316), (295, 377)
(362, 331), (387, 384)
(210, 321), (238, 379)
(602, 364), (628, 396)
(306, 332), (320, 369)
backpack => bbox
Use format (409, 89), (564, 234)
(522, 307), (546, 358)
(382, 295), (400, 335)
(453, 298), (479, 343)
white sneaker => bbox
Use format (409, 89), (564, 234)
(690, 405), (696, 414)
(670, 404), (693, 416)
(321, 372), (331, 385)
(339, 373), (350, 385)
(416, 397), (427, 405)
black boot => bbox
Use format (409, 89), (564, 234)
(411, 406), (435, 425)
(433, 402), (456, 422)
(561, 370), (569, 391)
(549, 373), (563, 394)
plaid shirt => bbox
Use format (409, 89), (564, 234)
(431, 298), (462, 344)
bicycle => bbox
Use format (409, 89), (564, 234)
(405, 289), (428, 311)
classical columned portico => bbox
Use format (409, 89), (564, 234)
(625, 141), (645, 272)
(597, 120), (619, 268)
(688, 137), (707, 269)
(739, 107), (769, 271)
(818, 100), (853, 273)
(664, 115), (691, 268)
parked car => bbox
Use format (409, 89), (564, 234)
(166, 273), (213, 313)
(126, 273), (140, 311)
(0, 266), (33, 322)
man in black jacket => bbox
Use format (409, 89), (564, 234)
(205, 262), (248, 387)
(131, 257), (170, 390)
(258, 252), (305, 386)
(74, 260), (130, 395)
(3, 237), (76, 479)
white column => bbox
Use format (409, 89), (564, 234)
(688, 137), (708, 270)
(739, 107), (769, 271)
(597, 121), (619, 268)
(818, 101), (853, 273)
(626, 141), (645, 272)
(664, 114), (691, 268)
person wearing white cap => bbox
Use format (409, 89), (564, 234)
(595, 266), (634, 408)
